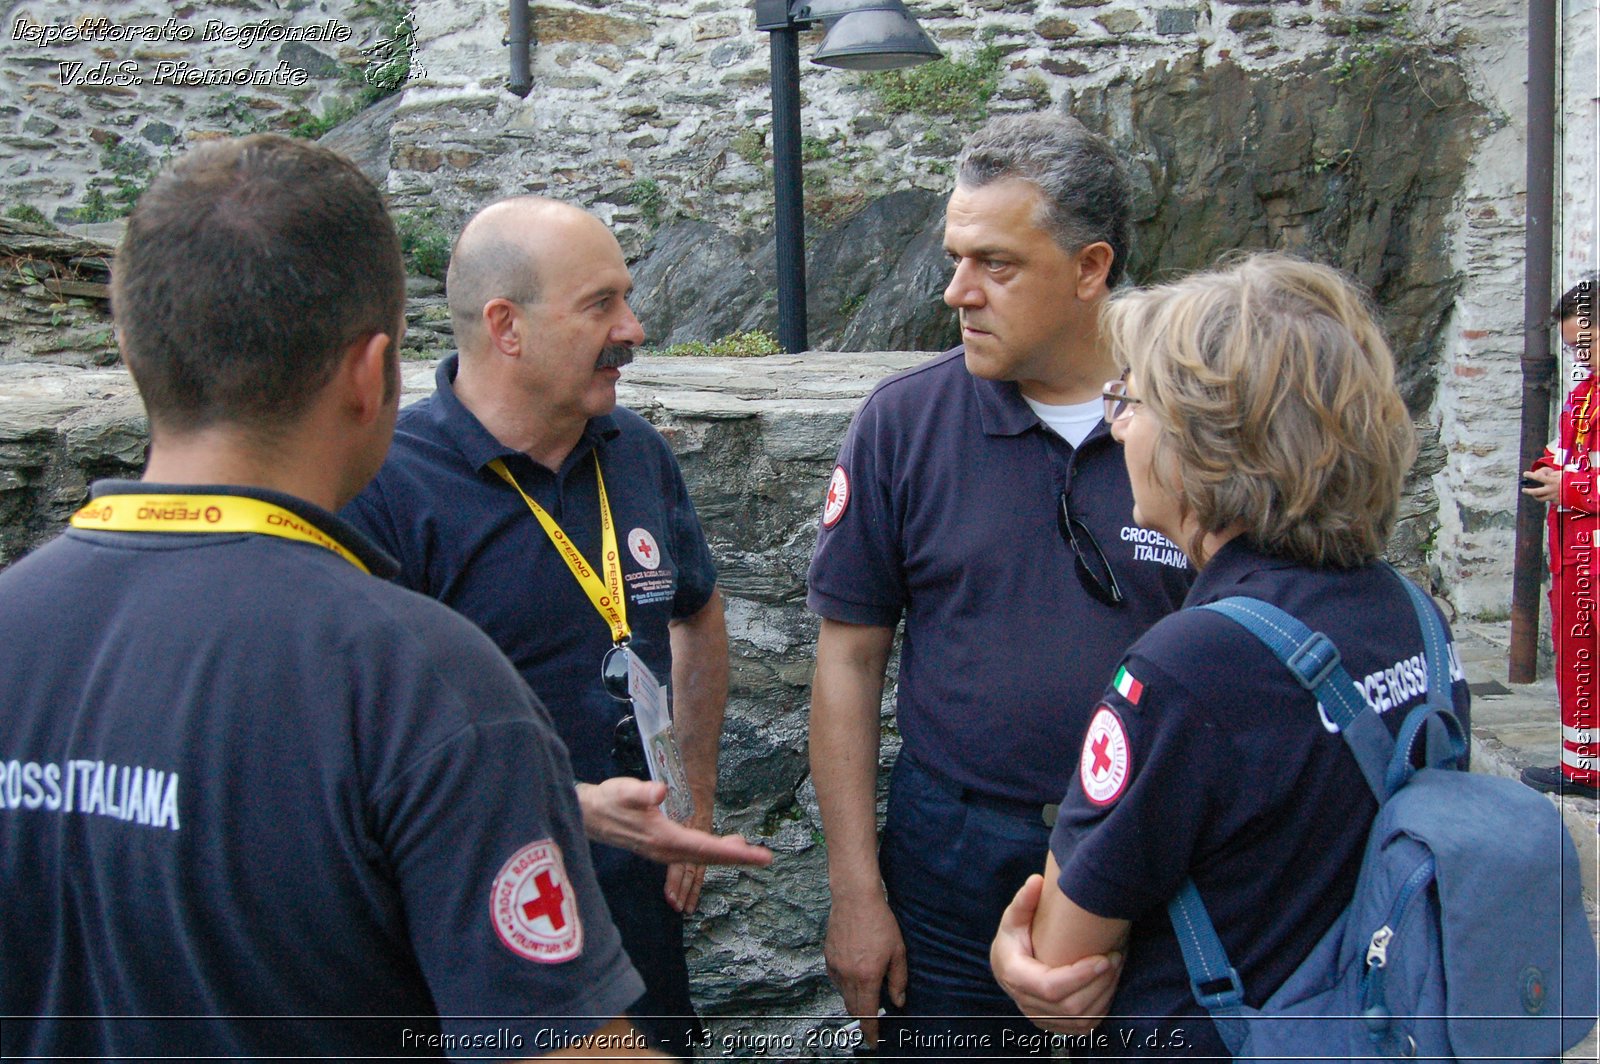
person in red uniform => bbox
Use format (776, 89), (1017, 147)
(1523, 275), (1599, 796)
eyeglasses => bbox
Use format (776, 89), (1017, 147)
(1101, 378), (1143, 424)
(1058, 493), (1124, 607)
(602, 645), (648, 777)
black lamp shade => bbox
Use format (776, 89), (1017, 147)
(811, 3), (942, 70)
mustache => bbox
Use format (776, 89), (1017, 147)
(595, 344), (635, 370)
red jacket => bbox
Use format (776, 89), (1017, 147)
(1535, 374), (1596, 512)
(1535, 374), (1597, 573)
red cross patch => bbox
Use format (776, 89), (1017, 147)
(627, 527), (661, 572)
(1079, 705), (1131, 807)
(490, 839), (583, 963)
(823, 466), (850, 528)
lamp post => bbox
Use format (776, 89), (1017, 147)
(754, 1), (941, 353)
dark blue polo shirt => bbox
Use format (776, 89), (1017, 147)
(807, 348), (1193, 804)
(0, 482), (642, 1059)
(1050, 539), (1471, 1057)
(342, 355), (718, 786)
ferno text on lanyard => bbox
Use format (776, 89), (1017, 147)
(69, 493), (369, 573)
(487, 455), (631, 646)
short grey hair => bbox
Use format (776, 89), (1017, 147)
(956, 113), (1132, 288)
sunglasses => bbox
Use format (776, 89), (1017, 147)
(1058, 493), (1124, 607)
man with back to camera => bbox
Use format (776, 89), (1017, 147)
(806, 112), (1195, 1056)
(0, 134), (665, 1058)
(343, 196), (752, 1057)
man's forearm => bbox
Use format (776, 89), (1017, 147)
(810, 620), (896, 898)
(669, 588), (729, 816)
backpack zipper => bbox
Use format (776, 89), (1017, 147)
(1359, 853), (1437, 1032)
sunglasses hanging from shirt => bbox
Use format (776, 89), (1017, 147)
(1058, 493), (1124, 606)
(488, 456), (695, 823)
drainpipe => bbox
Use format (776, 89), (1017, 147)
(1510, 0), (1557, 683)
(507, 0), (532, 98)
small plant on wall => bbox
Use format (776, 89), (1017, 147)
(395, 209), (451, 279)
(861, 40), (1002, 125)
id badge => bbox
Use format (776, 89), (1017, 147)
(624, 648), (696, 824)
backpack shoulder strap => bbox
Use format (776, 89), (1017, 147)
(1387, 563), (1453, 702)
(1168, 878), (1250, 1048)
(1169, 595), (1388, 1040)
(1381, 564), (1469, 783)
(1196, 596), (1392, 799)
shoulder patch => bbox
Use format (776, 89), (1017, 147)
(823, 466), (850, 528)
(490, 839), (584, 963)
(1079, 704), (1132, 807)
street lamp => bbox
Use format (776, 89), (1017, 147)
(754, 1), (941, 353)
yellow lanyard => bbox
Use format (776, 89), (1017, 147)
(69, 493), (369, 573)
(488, 455), (630, 645)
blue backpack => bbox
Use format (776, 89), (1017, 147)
(1166, 574), (1598, 1061)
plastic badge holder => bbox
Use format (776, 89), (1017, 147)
(626, 649), (696, 823)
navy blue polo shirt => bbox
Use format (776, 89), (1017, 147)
(342, 355), (718, 785)
(1049, 539), (1471, 1057)
(0, 482), (642, 1059)
(807, 348), (1193, 803)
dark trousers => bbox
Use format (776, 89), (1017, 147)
(591, 844), (703, 1057)
(877, 755), (1056, 1062)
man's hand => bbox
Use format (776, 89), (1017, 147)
(578, 777), (773, 868)
(824, 891), (907, 1050)
(664, 805), (715, 914)
(990, 875), (1121, 1036)
(1523, 466), (1560, 504)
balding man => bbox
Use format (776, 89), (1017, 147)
(343, 198), (747, 1056)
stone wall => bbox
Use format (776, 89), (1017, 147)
(1417, 0), (1538, 618)
(0, 364), (145, 565)
(382, 0), (1495, 257)
(615, 47), (1479, 586)
(0, 0), (405, 224)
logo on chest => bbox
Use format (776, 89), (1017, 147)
(627, 527), (662, 572)
(624, 526), (676, 606)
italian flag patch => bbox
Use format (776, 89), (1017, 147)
(1113, 665), (1143, 705)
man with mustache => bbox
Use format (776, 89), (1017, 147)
(344, 197), (744, 1056)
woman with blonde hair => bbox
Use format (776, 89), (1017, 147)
(1003, 252), (1470, 1057)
